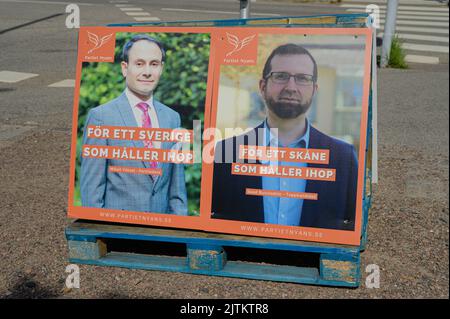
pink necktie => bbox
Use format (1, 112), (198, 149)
(136, 102), (158, 169)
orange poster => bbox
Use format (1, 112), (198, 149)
(200, 27), (372, 246)
(68, 26), (372, 246)
(68, 26), (215, 230)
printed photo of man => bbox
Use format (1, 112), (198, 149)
(211, 43), (358, 230)
(80, 34), (187, 215)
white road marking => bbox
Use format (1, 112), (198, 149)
(402, 42), (449, 53)
(161, 8), (280, 17)
(379, 19), (449, 27)
(119, 7), (144, 11)
(125, 12), (151, 16)
(114, 3), (160, 21)
(0, 71), (38, 83)
(340, 4), (449, 12)
(347, 8), (449, 16)
(133, 17), (161, 21)
(394, 15), (449, 21)
(378, 33), (449, 43)
(373, 14), (449, 21)
(115, 4), (133, 7)
(379, 25), (449, 34)
(48, 79), (75, 87)
(405, 54), (440, 64)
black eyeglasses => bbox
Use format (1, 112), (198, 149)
(266, 72), (315, 86)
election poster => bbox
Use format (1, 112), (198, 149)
(201, 27), (372, 245)
(68, 26), (372, 245)
(68, 27), (214, 230)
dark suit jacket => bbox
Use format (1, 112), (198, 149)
(211, 122), (358, 230)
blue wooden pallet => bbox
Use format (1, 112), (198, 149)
(66, 220), (361, 287)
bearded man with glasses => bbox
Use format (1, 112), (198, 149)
(211, 44), (358, 231)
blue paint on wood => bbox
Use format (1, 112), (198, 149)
(186, 244), (222, 252)
(66, 233), (97, 243)
(66, 227), (359, 255)
(190, 261), (320, 285)
(67, 240), (104, 260)
(68, 250), (359, 287)
(319, 253), (360, 285)
(187, 247), (227, 271)
(69, 252), (319, 285)
(71, 252), (189, 273)
(360, 83), (374, 252)
(67, 224), (361, 287)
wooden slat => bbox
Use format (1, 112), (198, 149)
(67, 220), (359, 254)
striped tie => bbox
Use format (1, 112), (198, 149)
(136, 102), (158, 169)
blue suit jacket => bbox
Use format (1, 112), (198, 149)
(211, 122), (358, 230)
(80, 92), (187, 215)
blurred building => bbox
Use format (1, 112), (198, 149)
(215, 34), (368, 153)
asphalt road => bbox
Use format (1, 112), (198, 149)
(0, 0), (349, 128)
(0, 0), (448, 300)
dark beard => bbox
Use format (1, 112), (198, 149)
(265, 96), (313, 119)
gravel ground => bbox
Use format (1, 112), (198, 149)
(0, 68), (448, 299)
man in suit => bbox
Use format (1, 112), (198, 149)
(211, 44), (358, 230)
(80, 34), (187, 215)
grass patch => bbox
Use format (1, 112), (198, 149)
(389, 36), (408, 69)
